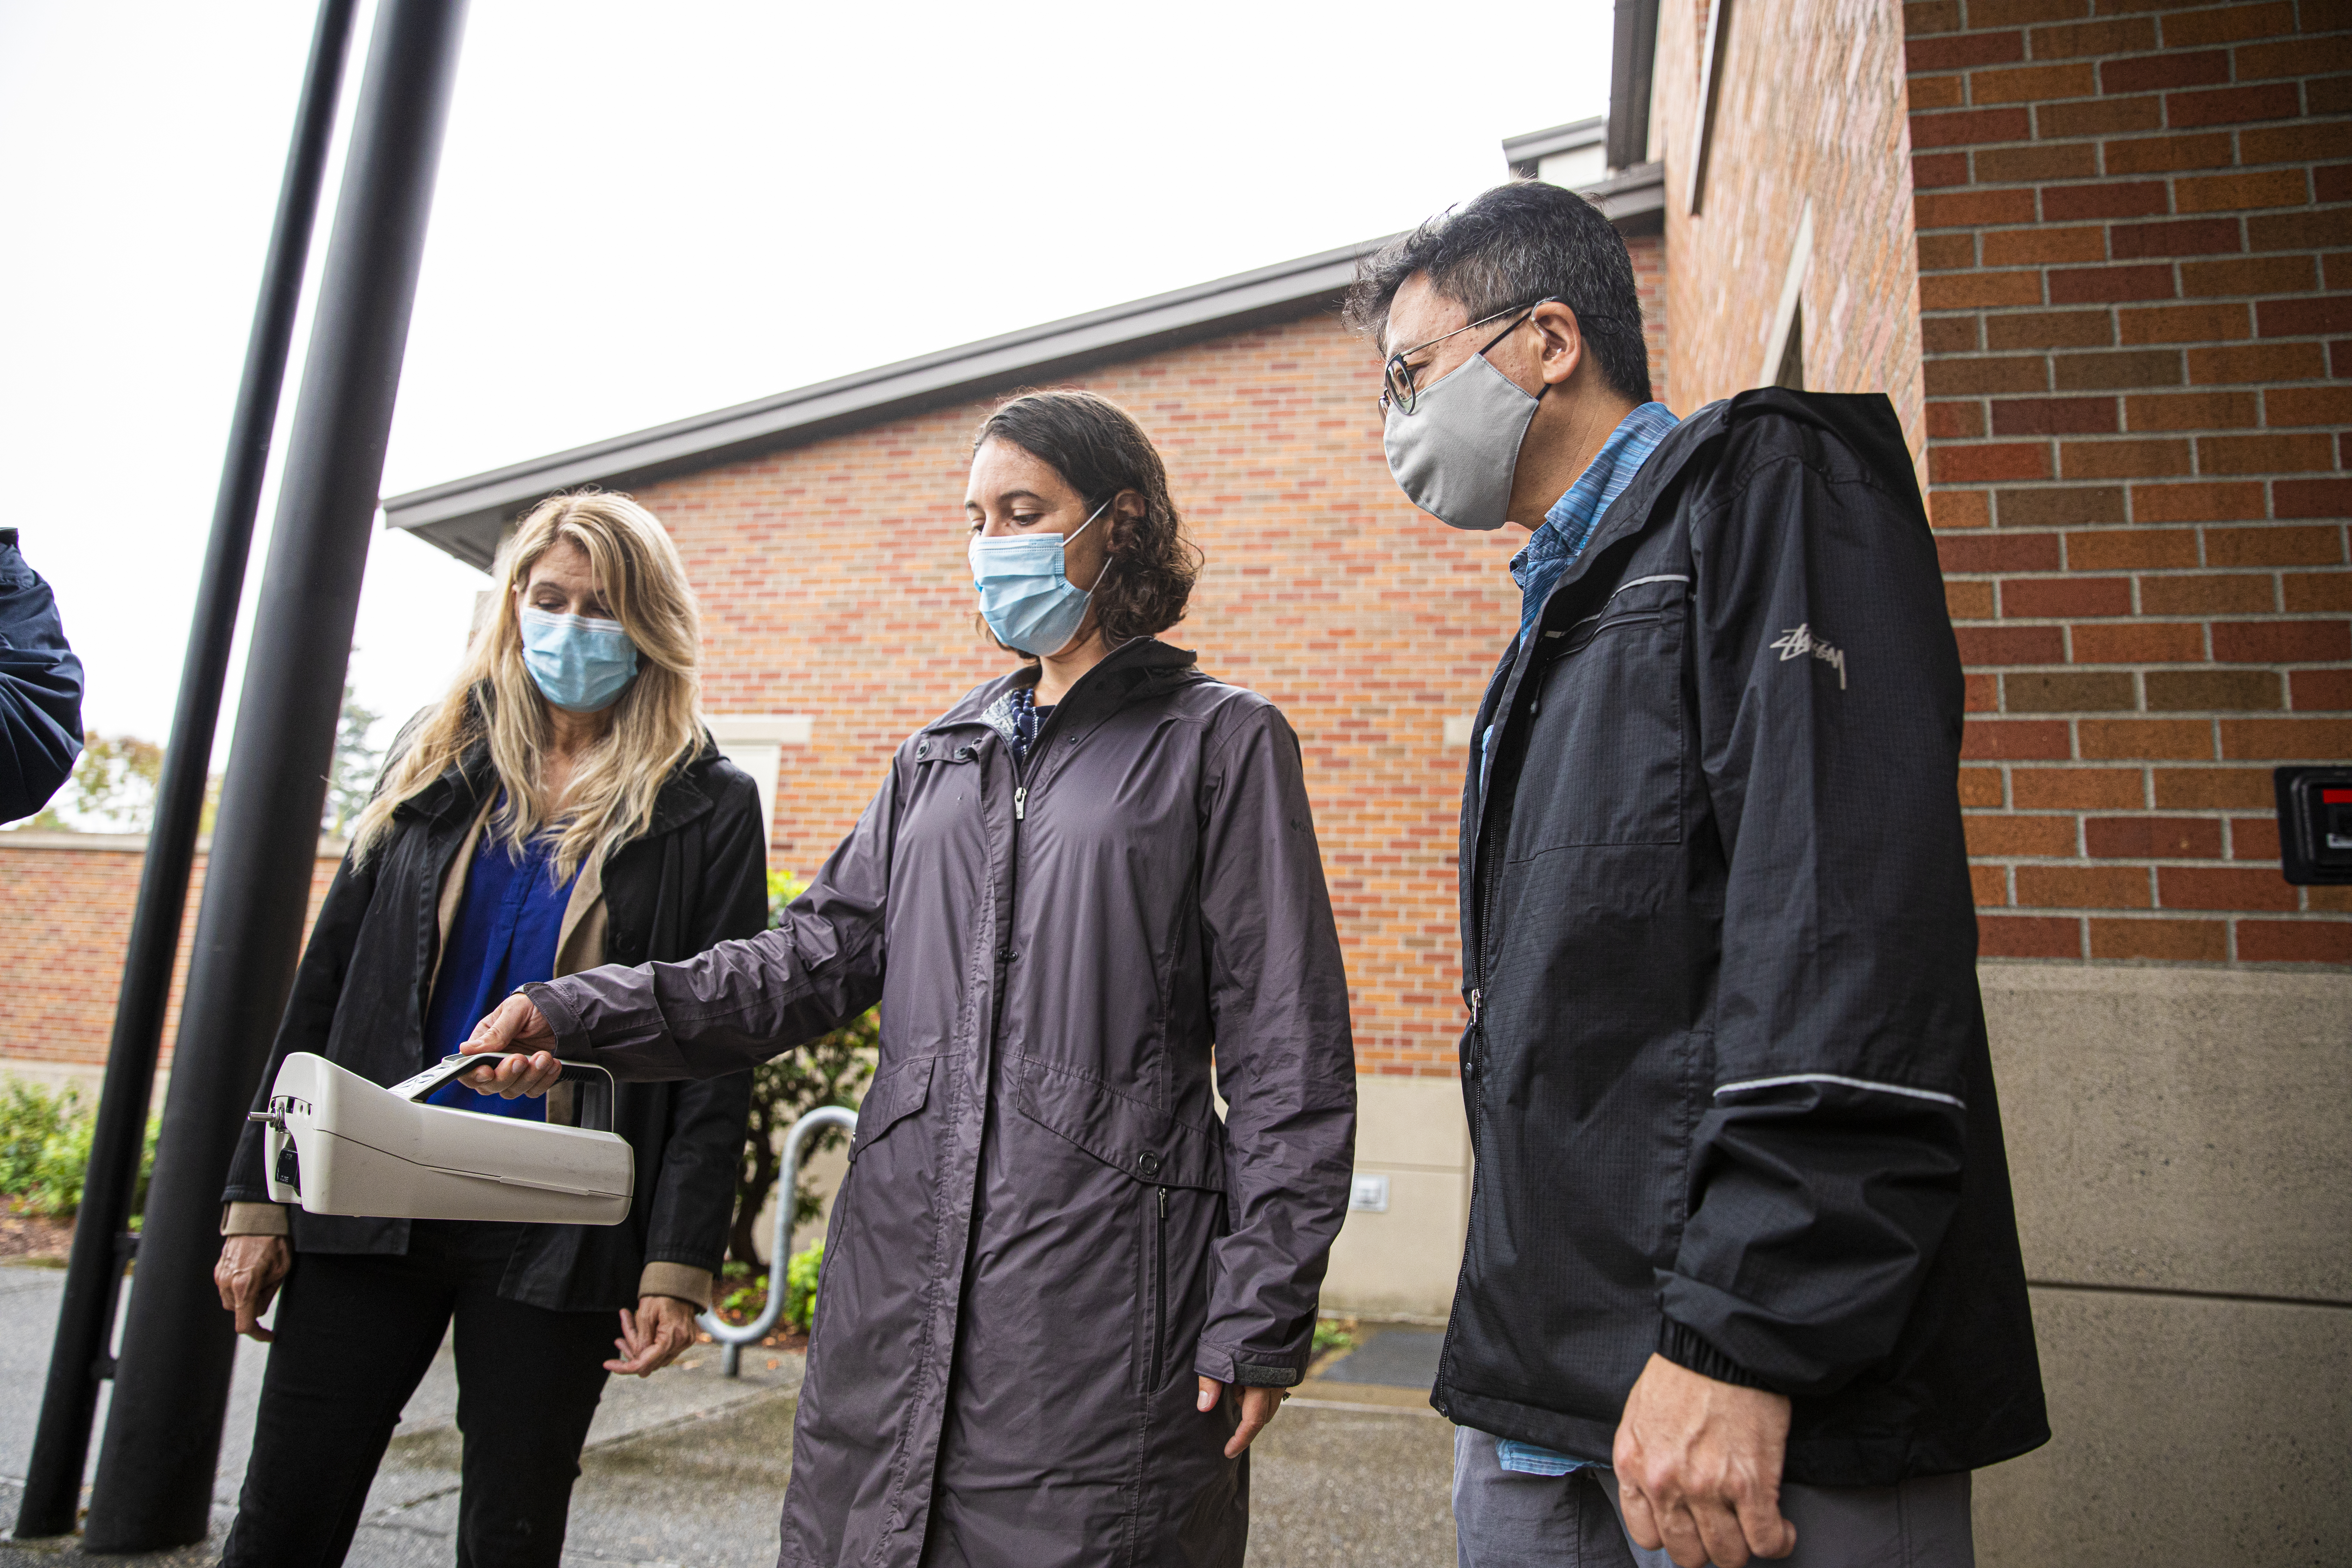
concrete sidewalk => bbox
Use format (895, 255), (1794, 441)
(0, 1267), (1453, 1566)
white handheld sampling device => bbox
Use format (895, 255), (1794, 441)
(252, 1052), (634, 1225)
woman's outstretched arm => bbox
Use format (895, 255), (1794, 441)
(468, 767), (896, 1086)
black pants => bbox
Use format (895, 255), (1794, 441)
(221, 1221), (617, 1568)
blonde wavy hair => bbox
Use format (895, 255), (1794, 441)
(349, 491), (704, 883)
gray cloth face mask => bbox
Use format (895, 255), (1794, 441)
(1382, 350), (1545, 531)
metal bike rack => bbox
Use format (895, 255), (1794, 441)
(700, 1104), (857, 1377)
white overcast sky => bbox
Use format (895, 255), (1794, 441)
(0, 0), (1608, 756)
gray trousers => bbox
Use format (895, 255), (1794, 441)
(1454, 1427), (1973, 1568)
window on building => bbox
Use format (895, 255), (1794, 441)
(1773, 305), (1804, 390)
(1686, 0), (1734, 214)
(1757, 200), (1813, 390)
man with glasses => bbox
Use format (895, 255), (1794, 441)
(1344, 182), (2045, 1567)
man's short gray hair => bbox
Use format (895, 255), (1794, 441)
(1343, 181), (1652, 406)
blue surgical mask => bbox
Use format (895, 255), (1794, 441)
(967, 499), (1109, 657)
(519, 608), (640, 713)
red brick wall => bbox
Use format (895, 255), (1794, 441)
(1652, 0), (1931, 458)
(1628, 230), (1671, 402)
(0, 839), (341, 1073)
(645, 311), (1532, 1077)
(1904, 0), (2351, 963)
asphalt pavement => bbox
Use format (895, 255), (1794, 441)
(0, 1266), (1455, 1566)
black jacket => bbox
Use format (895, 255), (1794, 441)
(223, 731), (765, 1313)
(1435, 390), (2049, 1486)
(0, 528), (83, 823)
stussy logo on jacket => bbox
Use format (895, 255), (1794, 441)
(1770, 623), (1848, 689)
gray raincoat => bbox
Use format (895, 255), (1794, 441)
(523, 638), (1357, 1568)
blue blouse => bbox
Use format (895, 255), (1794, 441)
(420, 812), (580, 1120)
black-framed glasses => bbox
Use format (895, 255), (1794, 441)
(1381, 301), (1545, 415)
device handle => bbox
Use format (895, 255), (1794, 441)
(391, 1053), (617, 1132)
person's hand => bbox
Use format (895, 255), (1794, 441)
(1197, 1377), (1286, 1459)
(1612, 1354), (1796, 1567)
(458, 994), (563, 1097)
(214, 1235), (292, 1342)
(607, 1295), (699, 1377)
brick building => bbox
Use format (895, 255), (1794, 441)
(0, 0), (2338, 1553)
(0, 835), (341, 1090)
(381, 0), (2345, 1550)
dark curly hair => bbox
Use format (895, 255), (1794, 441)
(972, 389), (1201, 651)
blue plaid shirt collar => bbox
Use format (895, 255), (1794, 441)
(1508, 401), (1679, 637)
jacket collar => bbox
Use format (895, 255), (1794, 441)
(1515, 388), (1917, 631)
(643, 737), (719, 838)
(389, 726), (719, 844)
(934, 637), (1201, 740)
(1517, 397), (1731, 626)
(392, 740), (496, 828)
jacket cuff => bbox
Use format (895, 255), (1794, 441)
(1193, 1340), (1305, 1388)
(221, 1202), (290, 1237)
(1656, 1316), (1776, 1392)
(519, 980), (585, 1047)
(638, 1261), (714, 1310)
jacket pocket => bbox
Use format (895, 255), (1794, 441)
(1140, 1182), (1171, 1394)
(847, 1055), (935, 1163)
(1008, 1053), (1227, 1192)
(1506, 589), (1687, 859)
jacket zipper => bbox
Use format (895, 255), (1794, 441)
(1147, 1184), (1168, 1391)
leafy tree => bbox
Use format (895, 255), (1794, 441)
(731, 872), (874, 1267)
(13, 733), (163, 831)
(322, 684), (384, 837)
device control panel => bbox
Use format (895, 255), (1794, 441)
(2275, 766), (2352, 886)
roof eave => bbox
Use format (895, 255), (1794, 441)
(1586, 161), (1667, 235)
(382, 238), (1386, 569)
(1500, 114), (1607, 169)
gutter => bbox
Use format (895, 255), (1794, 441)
(1607, 0), (1664, 171)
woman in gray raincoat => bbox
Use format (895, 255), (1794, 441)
(466, 389), (1358, 1568)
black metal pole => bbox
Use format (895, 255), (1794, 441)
(12, 0), (359, 1540)
(80, 1), (469, 1549)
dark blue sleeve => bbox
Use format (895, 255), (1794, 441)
(0, 531), (86, 824)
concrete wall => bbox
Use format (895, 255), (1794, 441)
(1974, 958), (2352, 1561)
(1323, 1075), (1471, 1321)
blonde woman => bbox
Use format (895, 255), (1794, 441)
(211, 492), (767, 1568)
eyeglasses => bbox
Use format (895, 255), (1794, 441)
(1380, 301), (1545, 415)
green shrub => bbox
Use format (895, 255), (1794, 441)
(1312, 1319), (1357, 1357)
(783, 1241), (824, 1333)
(0, 1079), (159, 1220)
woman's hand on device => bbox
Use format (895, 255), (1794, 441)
(1197, 1377), (1287, 1458)
(215, 1235), (291, 1342)
(458, 995), (564, 1097)
(607, 1295), (698, 1376)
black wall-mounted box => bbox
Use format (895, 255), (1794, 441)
(2275, 766), (2352, 887)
